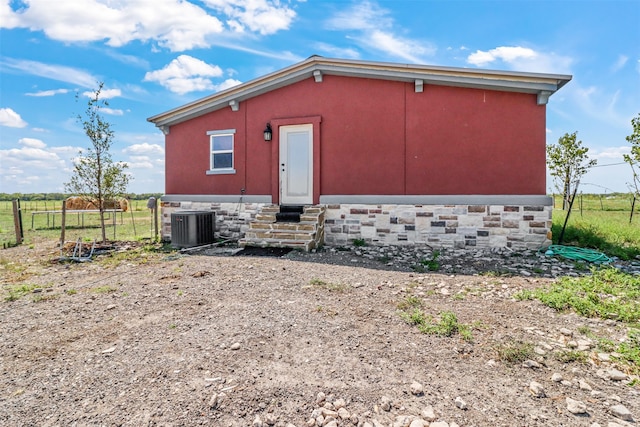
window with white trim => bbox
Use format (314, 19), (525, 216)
(206, 129), (235, 175)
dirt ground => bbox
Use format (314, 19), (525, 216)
(0, 239), (638, 427)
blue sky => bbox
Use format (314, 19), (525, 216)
(1, 0), (638, 195)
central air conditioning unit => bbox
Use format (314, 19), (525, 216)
(170, 211), (216, 248)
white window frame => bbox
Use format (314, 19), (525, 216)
(206, 129), (236, 175)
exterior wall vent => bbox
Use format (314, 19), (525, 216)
(170, 211), (216, 248)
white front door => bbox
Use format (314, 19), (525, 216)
(279, 124), (313, 205)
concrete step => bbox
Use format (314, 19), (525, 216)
(241, 204), (326, 252)
(249, 221), (318, 232)
(244, 229), (316, 241)
(238, 238), (316, 251)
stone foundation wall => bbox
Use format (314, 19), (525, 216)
(323, 204), (552, 250)
(161, 196), (552, 250)
(160, 200), (267, 241)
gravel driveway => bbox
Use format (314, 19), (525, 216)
(0, 240), (638, 426)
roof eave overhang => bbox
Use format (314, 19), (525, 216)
(147, 57), (572, 129)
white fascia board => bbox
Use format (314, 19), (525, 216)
(316, 64), (561, 93)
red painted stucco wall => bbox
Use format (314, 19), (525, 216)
(164, 74), (546, 200)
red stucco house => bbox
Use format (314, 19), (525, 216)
(148, 56), (571, 250)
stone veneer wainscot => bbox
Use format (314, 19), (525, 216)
(160, 195), (553, 250)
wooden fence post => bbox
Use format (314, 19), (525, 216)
(60, 199), (67, 247)
(12, 199), (23, 245)
(579, 193), (583, 218)
(129, 199), (137, 237)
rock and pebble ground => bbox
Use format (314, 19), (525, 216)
(0, 239), (638, 426)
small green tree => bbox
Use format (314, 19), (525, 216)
(623, 113), (640, 196)
(546, 131), (597, 210)
(65, 82), (130, 242)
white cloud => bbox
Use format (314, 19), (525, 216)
(123, 143), (165, 156)
(101, 108), (124, 116)
(466, 46), (572, 74)
(0, 107), (28, 128)
(19, 137), (47, 149)
(589, 146), (630, 161)
(127, 156), (155, 169)
(1, 0), (294, 52)
(144, 55), (226, 94)
(0, 138), (79, 189)
(51, 145), (82, 155)
(2, 0), (224, 52)
(611, 55), (629, 73)
(214, 78), (242, 92)
(203, 0), (296, 35)
(366, 30), (435, 63)
(82, 88), (122, 99)
(123, 143), (165, 170)
(468, 46), (536, 66)
(326, 0), (392, 31)
(324, 1), (433, 63)
(313, 42), (360, 59)
(25, 88), (70, 97)
(567, 83), (630, 127)
(2, 57), (97, 88)
(103, 50), (150, 68)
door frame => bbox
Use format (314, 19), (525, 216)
(270, 116), (322, 205)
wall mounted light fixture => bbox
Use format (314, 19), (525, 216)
(263, 123), (272, 141)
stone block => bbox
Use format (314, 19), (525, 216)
(350, 208), (368, 215)
(361, 226), (376, 239)
(452, 206), (468, 215)
(458, 215), (483, 227)
(484, 221), (501, 228)
(428, 227), (445, 235)
(398, 216), (415, 225)
(468, 205), (486, 213)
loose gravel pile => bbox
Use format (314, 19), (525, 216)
(0, 240), (638, 426)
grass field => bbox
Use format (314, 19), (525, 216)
(0, 199), (159, 248)
(550, 194), (640, 260)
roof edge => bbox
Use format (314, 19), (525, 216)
(148, 56), (572, 128)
